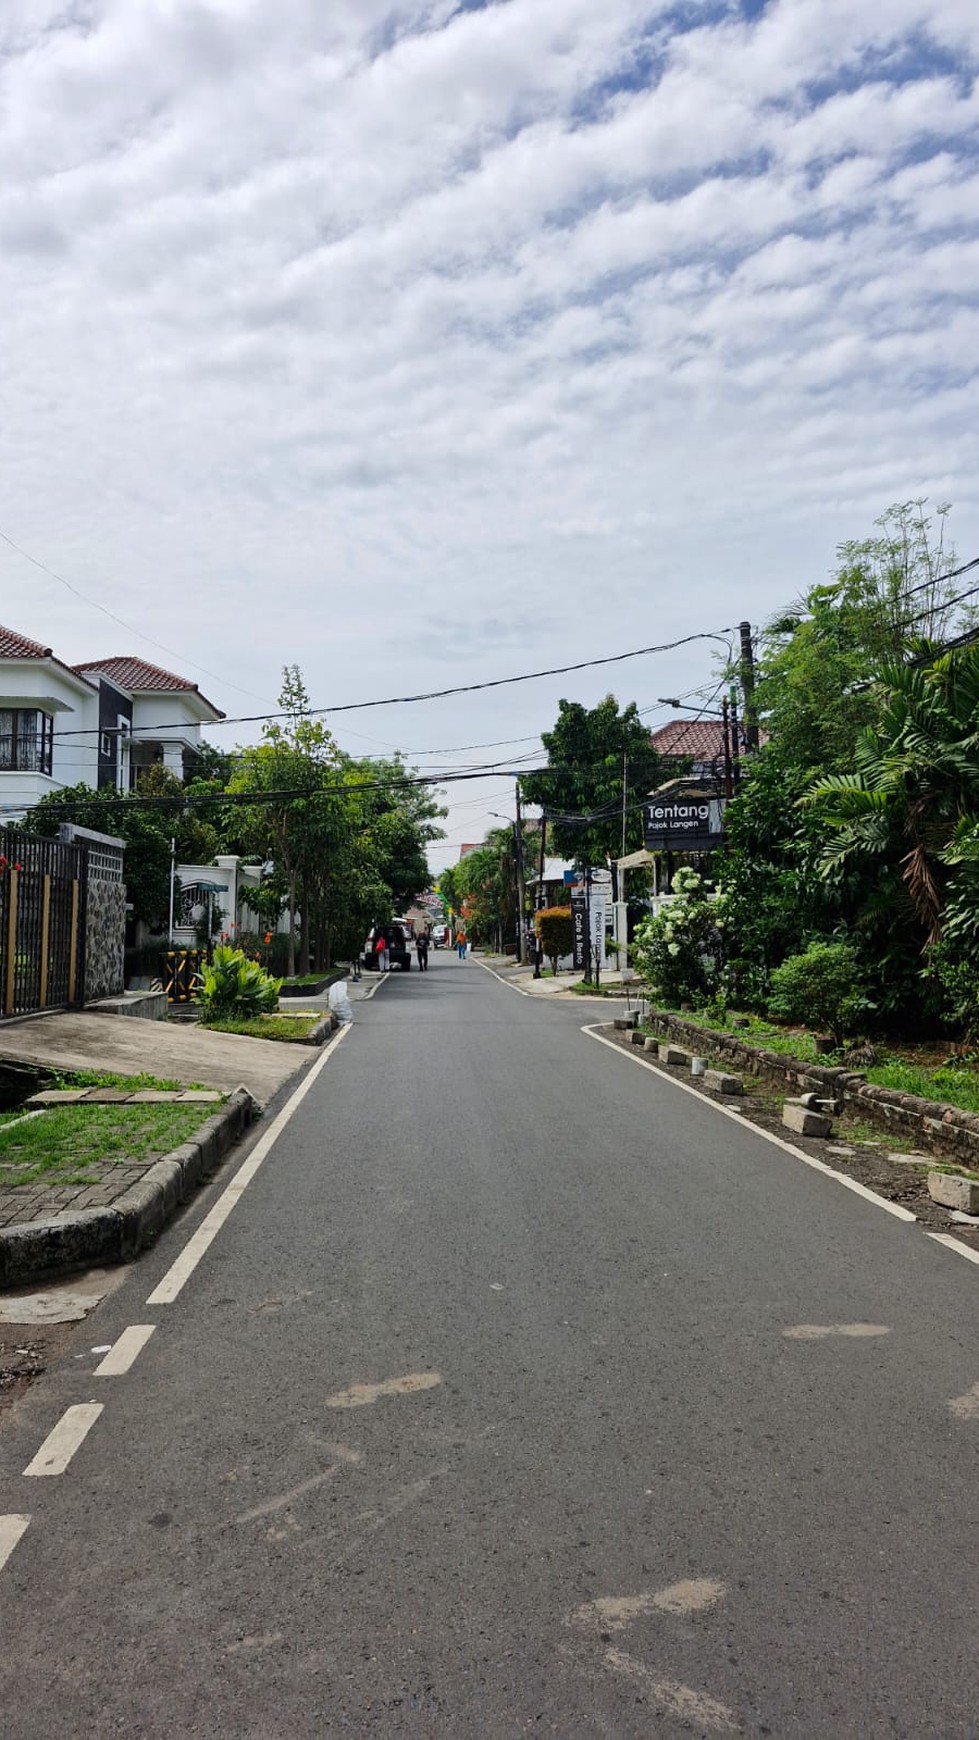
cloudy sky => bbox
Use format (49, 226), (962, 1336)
(1, 0), (977, 870)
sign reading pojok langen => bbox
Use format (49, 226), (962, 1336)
(642, 786), (726, 853)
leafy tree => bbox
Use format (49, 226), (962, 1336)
(755, 501), (965, 775)
(716, 747), (837, 1007)
(521, 694), (667, 866)
(137, 763), (220, 863)
(22, 783), (172, 930)
(226, 671), (444, 973)
(226, 667), (345, 976)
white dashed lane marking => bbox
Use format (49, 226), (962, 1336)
(94, 1324), (156, 1376)
(23, 1403), (103, 1477)
(783, 1323), (891, 1341)
(0, 1514), (31, 1572)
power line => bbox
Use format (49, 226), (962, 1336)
(0, 526), (273, 707)
(51, 627), (736, 740)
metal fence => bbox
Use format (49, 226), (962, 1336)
(162, 948), (204, 1003)
(0, 829), (88, 1019)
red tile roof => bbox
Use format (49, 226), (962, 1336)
(650, 719), (729, 761)
(650, 718), (767, 761)
(0, 624), (54, 659)
(0, 623), (98, 689)
(74, 656), (224, 718)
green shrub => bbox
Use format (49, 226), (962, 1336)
(631, 868), (725, 1006)
(767, 940), (872, 1046)
(535, 906), (574, 974)
(926, 941), (979, 1041)
(197, 946), (282, 1023)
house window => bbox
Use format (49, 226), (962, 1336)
(100, 731), (112, 758)
(0, 709), (54, 776)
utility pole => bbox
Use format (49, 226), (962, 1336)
(729, 687), (742, 787)
(621, 751), (628, 857)
(533, 813), (547, 979)
(721, 697), (733, 800)
(514, 782), (527, 965)
(739, 620), (760, 751)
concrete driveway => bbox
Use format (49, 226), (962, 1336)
(0, 1012), (309, 1106)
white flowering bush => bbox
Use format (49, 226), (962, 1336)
(631, 869), (727, 1005)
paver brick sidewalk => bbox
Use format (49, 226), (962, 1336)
(0, 1090), (254, 1285)
(0, 1091), (224, 1232)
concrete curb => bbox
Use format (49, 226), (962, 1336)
(642, 1008), (979, 1166)
(0, 1087), (256, 1289)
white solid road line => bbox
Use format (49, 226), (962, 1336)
(927, 1231), (979, 1266)
(146, 1023), (353, 1307)
(583, 1024), (918, 1225)
(23, 1403), (104, 1477)
(0, 1514), (31, 1571)
(94, 1324), (157, 1377)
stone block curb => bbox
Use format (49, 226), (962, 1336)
(638, 1008), (979, 1166)
(0, 1088), (255, 1288)
(704, 1070), (744, 1095)
(928, 1170), (979, 1213)
(783, 1101), (833, 1138)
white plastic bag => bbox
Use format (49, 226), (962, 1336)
(328, 980), (354, 1025)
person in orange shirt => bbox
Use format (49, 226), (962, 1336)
(455, 926), (467, 959)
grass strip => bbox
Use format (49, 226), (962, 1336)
(198, 1015), (321, 1042)
(0, 1102), (223, 1187)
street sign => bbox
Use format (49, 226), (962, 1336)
(642, 790), (726, 853)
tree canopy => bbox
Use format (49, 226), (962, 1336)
(520, 694), (667, 865)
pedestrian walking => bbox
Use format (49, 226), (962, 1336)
(416, 931), (429, 972)
(375, 930), (389, 973)
(455, 926), (467, 959)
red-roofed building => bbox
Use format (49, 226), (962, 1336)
(649, 716), (764, 780)
(75, 655), (224, 786)
(0, 624), (224, 816)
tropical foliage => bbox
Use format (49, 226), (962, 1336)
(712, 501), (979, 1037)
(197, 945), (282, 1022)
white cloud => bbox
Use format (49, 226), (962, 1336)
(0, 0), (977, 865)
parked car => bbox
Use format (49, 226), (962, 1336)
(363, 922), (412, 971)
(431, 924), (450, 948)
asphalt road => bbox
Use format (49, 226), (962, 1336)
(4, 953), (979, 1737)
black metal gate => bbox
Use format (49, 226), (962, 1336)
(0, 829), (87, 1019)
(162, 949), (204, 1003)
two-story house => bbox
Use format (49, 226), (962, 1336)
(0, 625), (224, 819)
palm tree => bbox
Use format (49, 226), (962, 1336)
(805, 641), (979, 946)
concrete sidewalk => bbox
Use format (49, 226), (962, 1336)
(0, 1011), (310, 1106)
(477, 953), (636, 998)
